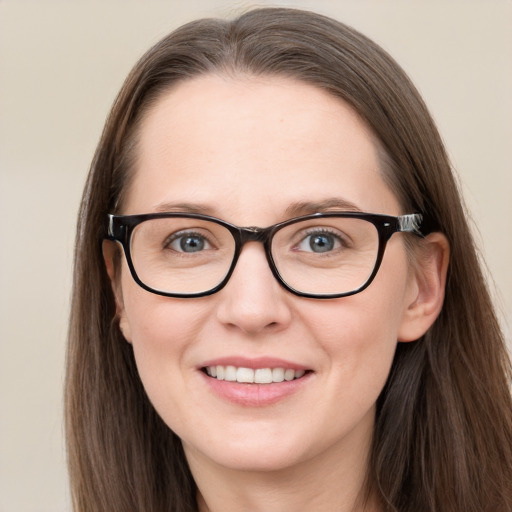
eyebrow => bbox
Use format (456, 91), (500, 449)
(284, 198), (363, 217)
(153, 202), (219, 215)
(152, 197), (362, 219)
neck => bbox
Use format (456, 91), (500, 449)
(186, 417), (380, 512)
(195, 470), (379, 512)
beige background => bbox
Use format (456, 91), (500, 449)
(1, 1), (511, 511)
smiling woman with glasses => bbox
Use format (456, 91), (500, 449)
(65, 7), (512, 512)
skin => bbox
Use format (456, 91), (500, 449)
(104, 75), (449, 512)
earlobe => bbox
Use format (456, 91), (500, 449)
(102, 240), (132, 343)
(397, 232), (450, 342)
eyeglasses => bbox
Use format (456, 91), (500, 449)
(106, 211), (426, 299)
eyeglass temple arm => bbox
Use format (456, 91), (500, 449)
(106, 214), (125, 241)
(397, 213), (427, 235)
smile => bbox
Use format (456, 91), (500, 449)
(204, 365), (307, 384)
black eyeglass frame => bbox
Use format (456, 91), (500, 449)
(106, 211), (427, 299)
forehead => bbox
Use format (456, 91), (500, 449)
(124, 75), (400, 221)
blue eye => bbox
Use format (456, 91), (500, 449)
(297, 231), (341, 253)
(167, 233), (212, 253)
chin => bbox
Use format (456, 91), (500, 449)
(208, 449), (307, 474)
(182, 427), (315, 474)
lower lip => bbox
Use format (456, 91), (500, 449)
(200, 371), (312, 407)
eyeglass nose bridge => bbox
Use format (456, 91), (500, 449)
(226, 225), (284, 290)
(237, 225), (273, 245)
(232, 226), (276, 269)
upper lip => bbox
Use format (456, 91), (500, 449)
(199, 356), (310, 371)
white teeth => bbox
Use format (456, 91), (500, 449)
(254, 368), (273, 384)
(205, 365), (307, 384)
(216, 365), (225, 380)
(284, 369), (295, 381)
(236, 367), (254, 383)
(224, 365), (237, 382)
(272, 368), (285, 383)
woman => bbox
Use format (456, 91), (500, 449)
(65, 7), (512, 512)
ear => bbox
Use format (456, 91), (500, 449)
(102, 240), (132, 343)
(397, 232), (450, 342)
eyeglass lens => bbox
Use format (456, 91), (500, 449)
(129, 216), (379, 296)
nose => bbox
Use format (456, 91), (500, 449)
(215, 242), (293, 335)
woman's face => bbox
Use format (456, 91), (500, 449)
(111, 75), (421, 476)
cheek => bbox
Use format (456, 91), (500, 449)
(305, 296), (401, 381)
(304, 245), (411, 386)
(118, 270), (210, 398)
(119, 255), (207, 343)
(123, 291), (208, 363)
(310, 273), (408, 348)
(121, 291), (218, 440)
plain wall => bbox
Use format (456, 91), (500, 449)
(1, 1), (511, 511)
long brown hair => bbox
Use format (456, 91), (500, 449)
(66, 8), (512, 511)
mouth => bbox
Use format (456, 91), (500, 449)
(202, 365), (310, 384)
